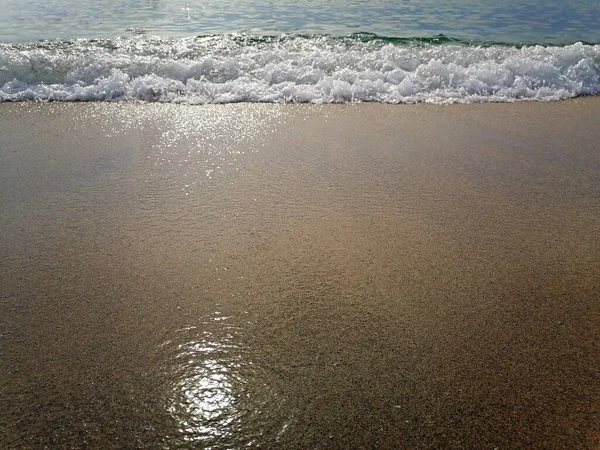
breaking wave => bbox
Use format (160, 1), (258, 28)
(1, 34), (599, 103)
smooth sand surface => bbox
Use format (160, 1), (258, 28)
(1, 99), (599, 449)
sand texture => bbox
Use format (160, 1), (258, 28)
(1, 99), (599, 449)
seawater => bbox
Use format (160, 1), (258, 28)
(0, 0), (599, 103)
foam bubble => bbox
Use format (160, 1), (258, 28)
(1, 36), (599, 103)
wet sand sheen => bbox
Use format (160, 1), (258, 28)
(1, 100), (599, 449)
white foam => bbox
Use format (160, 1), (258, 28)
(1, 36), (599, 103)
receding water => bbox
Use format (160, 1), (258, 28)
(2, 99), (600, 448)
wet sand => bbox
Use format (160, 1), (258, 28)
(1, 99), (599, 449)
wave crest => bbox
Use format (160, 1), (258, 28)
(1, 35), (599, 103)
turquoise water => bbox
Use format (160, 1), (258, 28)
(1, 0), (599, 102)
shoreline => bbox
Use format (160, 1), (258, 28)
(1, 92), (599, 105)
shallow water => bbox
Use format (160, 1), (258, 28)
(1, 102), (600, 448)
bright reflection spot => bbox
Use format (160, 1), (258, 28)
(81, 103), (285, 198)
(177, 358), (236, 436)
(144, 104), (284, 194)
(168, 316), (245, 445)
(163, 311), (293, 447)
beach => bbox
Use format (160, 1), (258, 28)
(1, 99), (599, 448)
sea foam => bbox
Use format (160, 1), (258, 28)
(1, 35), (599, 103)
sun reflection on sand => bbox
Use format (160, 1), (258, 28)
(168, 316), (247, 445)
(174, 356), (239, 440)
(165, 309), (293, 447)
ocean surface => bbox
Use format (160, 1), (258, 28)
(1, 0), (599, 103)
